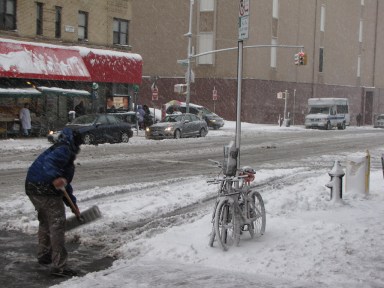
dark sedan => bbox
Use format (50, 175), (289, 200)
(48, 114), (133, 145)
(145, 113), (208, 139)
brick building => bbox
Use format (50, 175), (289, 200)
(1, 0), (384, 127)
(130, 0), (384, 125)
(0, 0), (141, 133)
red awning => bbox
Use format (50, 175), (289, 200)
(0, 38), (91, 81)
(78, 47), (142, 84)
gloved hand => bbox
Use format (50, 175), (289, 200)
(70, 202), (80, 214)
(53, 177), (67, 190)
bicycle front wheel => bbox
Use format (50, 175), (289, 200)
(214, 198), (239, 251)
(248, 191), (266, 238)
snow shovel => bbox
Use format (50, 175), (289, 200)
(61, 187), (102, 231)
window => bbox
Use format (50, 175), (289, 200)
(359, 19), (363, 43)
(272, 0), (279, 19)
(113, 18), (128, 45)
(320, 5), (326, 32)
(198, 32), (214, 65)
(271, 38), (277, 68)
(55, 6), (62, 38)
(357, 55), (361, 78)
(112, 83), (129, 96)
(319, 47), (324, 72)
(78, 11), (88, 40)
(36, 2), (43, 35)
(200, 0), (214, 11)
(0, 0), (16, 30)
(337, 105), (348, 114)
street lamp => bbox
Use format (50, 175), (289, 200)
(185, 0), (194, 113)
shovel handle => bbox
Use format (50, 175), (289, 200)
(61, 187), (81, 217)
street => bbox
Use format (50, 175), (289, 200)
(1, 125), (382, 198)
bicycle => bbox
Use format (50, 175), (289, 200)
(208, 159), (266, 251)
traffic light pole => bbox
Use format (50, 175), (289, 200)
(236, 40), (243, 171)
(185, 0), (194, 114)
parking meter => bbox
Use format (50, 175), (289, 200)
(223, 141), (238, 176)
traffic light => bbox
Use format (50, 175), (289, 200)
(298, 51), (307, 65)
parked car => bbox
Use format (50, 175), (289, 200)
(166, 101), (224, 130)
(108, 110), (157, 128)
(108, 111), (138, 125)
(145, 113), (208, 139)
(374, 114), (384, 128)
(47, 114), (133, 145)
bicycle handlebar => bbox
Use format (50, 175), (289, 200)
(206, 174), (249, 184)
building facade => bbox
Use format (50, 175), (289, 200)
(130, 0), (384, 125)
(0, 0), (141, 133)
(1, 0), (383, 127)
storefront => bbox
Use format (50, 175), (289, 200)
(0, 38), (142, 137)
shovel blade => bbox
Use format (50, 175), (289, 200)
(66, 205), (101, 231)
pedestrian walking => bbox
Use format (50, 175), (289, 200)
(25, 128), (83, 277)
(356, 113), (362, 127)
(137, 105), (145, 129)
(143, 105), (153, 128)
(19, 103), (31, 136)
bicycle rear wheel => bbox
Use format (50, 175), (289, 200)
(248, 191), (266, 238)
(214, 198), (239, 251)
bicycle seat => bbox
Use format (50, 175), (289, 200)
(241, 166), (256, 174)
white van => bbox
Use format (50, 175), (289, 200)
(304, 98), (350, 130)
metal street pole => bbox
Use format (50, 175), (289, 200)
(185, 0), (194, 114)
(284, 89), (288, 122)
(293, 88), (296, 125)
(236, 40), (243, 171)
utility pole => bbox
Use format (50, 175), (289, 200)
(185, 0), (194, 113)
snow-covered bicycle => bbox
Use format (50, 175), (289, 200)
(208, 159), (266, 251)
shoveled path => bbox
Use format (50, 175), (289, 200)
(0, 230), (114, 288)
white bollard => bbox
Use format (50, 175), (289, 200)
(345, 150), (370, 195)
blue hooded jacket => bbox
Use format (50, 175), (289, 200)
(26, 128), (80, 204)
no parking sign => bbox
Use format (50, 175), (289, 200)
(213, 88), (218, 101)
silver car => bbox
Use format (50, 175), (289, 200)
(145, 113), (208, 139)
(374, 114), (384, 128)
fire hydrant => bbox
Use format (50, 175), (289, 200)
(325, 160), (345, 201)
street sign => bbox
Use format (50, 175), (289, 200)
(239, 0), (250, 40)
(277, 92), (283, 99)
(213, 88), (218, 101)
(239, 0), (249, 17)
(152, 87), (158, 101)
(177, 59), (188, 67)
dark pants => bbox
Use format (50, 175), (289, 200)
(27, 194), (67, 269)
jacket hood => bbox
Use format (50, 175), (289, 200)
(59, 127), (81, 153)
(59, 127), (74, 144)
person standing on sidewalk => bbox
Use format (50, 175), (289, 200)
(356, 113), (362, 127)
(19, 103), (31, 136)
(74, 100), (86, 117)
(25, 128), (83, 277)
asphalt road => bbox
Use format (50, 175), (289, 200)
(0, 128), (383, 199)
